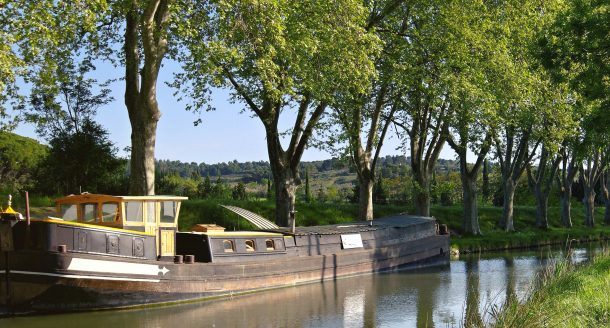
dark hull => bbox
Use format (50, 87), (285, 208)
(0, 216), (449, 312)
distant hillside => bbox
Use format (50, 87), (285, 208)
(156, 155), (460, 188)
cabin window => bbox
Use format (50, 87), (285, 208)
(125, 202), (143, 222)
(223, 240), (234, 253)
(60, 204), (78, 222)
(245, 240), (256, 252)
(265, 239), (275, 251)
(101, 202), (119, 222)
(160, 201), (176, 223)
(145, 201), (156, 223)
(81, 203), (97, 222)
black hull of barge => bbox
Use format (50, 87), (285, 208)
(1, 215), (450, 312)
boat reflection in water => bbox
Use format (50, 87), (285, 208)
(1, 244), (603, 327)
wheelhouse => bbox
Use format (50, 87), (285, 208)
(52, 194), (187, 257)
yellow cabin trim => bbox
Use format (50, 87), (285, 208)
(31, 218), (155, 236)
(1, 205), (17, 214)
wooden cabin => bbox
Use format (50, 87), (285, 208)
(51, 194), (187, 258)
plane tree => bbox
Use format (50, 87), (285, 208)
(441, 0), (512, 235)
(387, 0), (456, 217)
(489, 0), (571, 232)
(321, 0), (411, 221)
(174, 0), (379, 226)
(540, 0), (610, 227)
(525, 86), (576, 229)
(113, 0), (175, 195)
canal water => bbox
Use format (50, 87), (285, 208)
(1, 243), (606, 328)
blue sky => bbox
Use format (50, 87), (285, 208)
(13, 59), (453, 165)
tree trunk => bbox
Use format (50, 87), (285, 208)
(559, 185), (573, 227)
(534, 188), (549, 229)
(262, 100), (322, 227)
(123, 0), (169, 196)
(273, 172), (298, 228)
(557, 149), (577, 228)
(583, 187), (596, 227)
(128, 111), (158, 195)
(358, 176), (374, 221)
(527, 145), (560, 229)
(580, 151), (606, 228)
(462, 174), (480, 235)
(414, 174), (431, 217)
(602, 171), (610, 225)
(482, 159), (490, 203)
(500, 179), (516, 231)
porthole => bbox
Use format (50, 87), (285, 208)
(245, 240), (256, 252)
(265, 239), (275, 251)
(223, 240), (234, 253)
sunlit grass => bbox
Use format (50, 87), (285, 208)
(484, 252), (610, 328)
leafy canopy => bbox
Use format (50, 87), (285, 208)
(175, 0), (380, 114)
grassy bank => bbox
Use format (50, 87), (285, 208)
(179, 199), (610, 252)
(482, 253), (610, 327)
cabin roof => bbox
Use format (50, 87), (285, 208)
(201, 231), (283, 237)
(269, 215), (435, 236)
(55, 193), (188, 204)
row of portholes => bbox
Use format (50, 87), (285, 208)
(223, 239), (275, 253)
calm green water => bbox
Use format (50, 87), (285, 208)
(1, 243), (606, 328)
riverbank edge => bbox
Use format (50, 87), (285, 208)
(451, 233), (610, 254)
(484, 252), (610, 327)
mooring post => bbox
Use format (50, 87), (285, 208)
(25, 191), (30, 226)
(290, 210), (296, 234)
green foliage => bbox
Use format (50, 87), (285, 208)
(432, 172), (461, 206)
(304, 170), (311, 203)
(373, 176), (388, 204)
(176, 0), (379, 110)
(197, 175), (213, 198)
(0, 131), (48, 192)
(35, 119), (126, 195)
(0, 0), (108, 130)
(158, 174), (199, 198)
(541, 0), (610, 106)
(231, 182), (247, 200)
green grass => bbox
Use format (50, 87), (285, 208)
(179, 200), (610, 252)
(432, 205), (610, 252)
(483, 252), (610, 327)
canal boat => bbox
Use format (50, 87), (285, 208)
(0, 193), (449, 312)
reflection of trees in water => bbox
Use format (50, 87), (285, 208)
(416, 269), (442, 328)
(362, 274), (378, 328)
(504, 257), (517, 307)
(463, 260), (483, 327)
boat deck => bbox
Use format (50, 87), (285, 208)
(270, 214), (435, 236)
